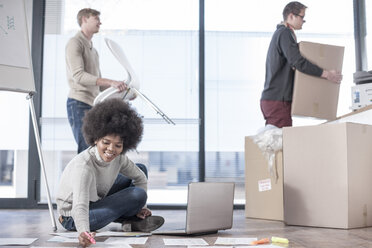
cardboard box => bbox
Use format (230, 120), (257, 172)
(291, 41), (344, 120)
(245, 136), (283, 221)
(283, 122), (372, 228)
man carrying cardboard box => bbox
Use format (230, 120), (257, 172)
(260, 1), (342, 128)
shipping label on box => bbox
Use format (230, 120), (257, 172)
(291, 41), (344, 120)
(258, 178), (272, 192)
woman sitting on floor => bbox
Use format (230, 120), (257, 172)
(56, 98), (164, 247)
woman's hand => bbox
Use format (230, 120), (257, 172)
(136, 208), (152, 219)
(78, 231), (96, 247)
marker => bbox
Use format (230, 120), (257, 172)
(251, 238), (270, 245)
(271, 236), (289, 244)
(84, 231), (96, 244)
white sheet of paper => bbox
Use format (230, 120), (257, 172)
(214, 237), (257, 245)
(163, 238), (208, 246)
(30, 247), (76, 248)
(95, 242), (132, 248)
(188, 246), (232, 248)
(50, 232), (79, 238)
(0, 238), (37, 245)
(47, 236), (79, 243)
(31, 244), (127, 248)
(104, 237), (148, 245)
(237, 245), (284, 248)
(96, 231), (151, 237)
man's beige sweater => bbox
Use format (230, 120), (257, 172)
(65, 31), (101, 106)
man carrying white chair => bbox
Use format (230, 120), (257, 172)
(65, 8), (128, 153)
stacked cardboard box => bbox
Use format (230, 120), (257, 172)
(283, 122), (372, 228)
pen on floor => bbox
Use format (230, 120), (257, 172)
(251, 238), (270, 245)
(84, 231), (96, 244)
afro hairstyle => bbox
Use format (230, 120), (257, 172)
(82, 98), (143, 154)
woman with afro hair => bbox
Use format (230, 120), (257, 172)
(56, 98), (164, 247)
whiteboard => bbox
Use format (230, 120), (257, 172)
(0, 0), (35, 93)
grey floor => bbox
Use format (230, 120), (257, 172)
(1, 209), (372, 247)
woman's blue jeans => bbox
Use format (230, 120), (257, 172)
(60, 164), (148, 231)
(66, 98), (91, 153)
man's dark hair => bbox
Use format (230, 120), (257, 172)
(282, 1), (307, 21)
(82, 98), (143, 154)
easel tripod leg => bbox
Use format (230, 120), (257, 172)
(27, 93), (57, 231)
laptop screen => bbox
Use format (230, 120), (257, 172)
(186, 182), (235, 234)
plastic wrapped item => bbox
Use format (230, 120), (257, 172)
(252, 125), (283, 181)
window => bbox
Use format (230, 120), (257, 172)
(205, 0), (354, 204)
(0, 92), (29, 198)
(41, 0), (199, 204)
(40, 0), (354, 206)
(365, 1), (372, 69)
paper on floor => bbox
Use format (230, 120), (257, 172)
(215, 237), (257, 245)
(32, 244), (129, 248)
(49, 232), (79, 238)
(51, 231), (150, 237)
(237, 245), (285, 248)
(188, 246), (232, 248)
(96, 231), (151, 237)
(163, 238), (208, 246)
(0, 238), (37, 246)
(104, 237), (148, 245)
(48, 236), (79, 243)
(48, 236), (133, 247)
(96, 243), (132, 248)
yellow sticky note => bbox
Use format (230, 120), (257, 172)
(271, 236), (289, 244)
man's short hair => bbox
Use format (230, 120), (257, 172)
(77, 8), (100, 27)
(282, 1), (307, 21)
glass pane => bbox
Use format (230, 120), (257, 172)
(41, 0), (199, 205)
(205, 0), (354, 204)
(0, 92), (29, 198)
(365, 1), (372, 69)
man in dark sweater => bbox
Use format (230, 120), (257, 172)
(260, 1), (342, 128)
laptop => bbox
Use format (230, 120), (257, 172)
(152, 182), (235, 235)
